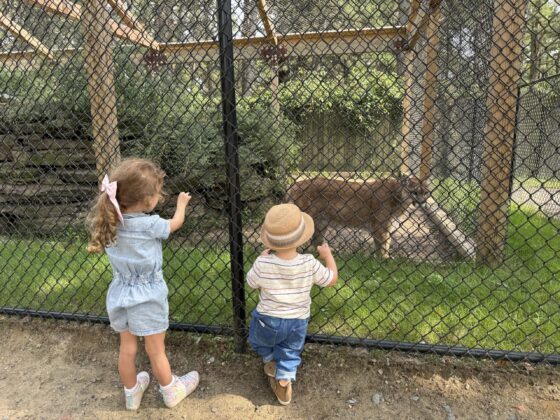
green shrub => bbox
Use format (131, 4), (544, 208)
(278, 64), (403, 133)
(0, 54), (298, 207)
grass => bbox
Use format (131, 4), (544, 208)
(513, 177), (560, 189)
(0, 206), (558, 354)
(431, 176), (560, 235)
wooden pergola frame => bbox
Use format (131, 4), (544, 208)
(25, 0), (160, 49)
(0, 26), (405, 69)
(0, 0), (529, 263)
(0, 12), (54, 60)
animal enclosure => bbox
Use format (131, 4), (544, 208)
(0, 0), (559, 362)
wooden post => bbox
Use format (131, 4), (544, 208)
(270, 66), (280, 112)
(419, 6), (442, 182)
(399, 50), (415, 175)
(399, 0), (420, 175)
(476, 0), (528, 263)
(407, 0), (442, 51)
(81, 0), (121, 181)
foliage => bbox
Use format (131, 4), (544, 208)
(277, 65), (403, 134)
(523, 0), (560, 86)
(0, 53), (297, 205)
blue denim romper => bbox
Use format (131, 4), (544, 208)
(105, 213), (171, 336)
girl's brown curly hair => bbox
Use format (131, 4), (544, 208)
(87, 158), (165, 253)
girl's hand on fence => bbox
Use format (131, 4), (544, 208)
(170, 193), (191, 233)
(177, 192), (191, 208)
(261, 248), (271, 256)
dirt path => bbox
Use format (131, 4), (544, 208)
(1, 316), (559, 419)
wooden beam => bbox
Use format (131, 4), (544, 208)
(107, 0), (139, 30)
(108, 16), (160, 50)
(81, 0), (121, 180)
(0, 13), (54, 60)
(419, 6), (442, 182)
(421, 196), (476, 260)
(406, 0), (442, 51)
(256, 0), (277, 46)
(26, 0), (160, 49)
(476, 0), (528, 264)
(406, 0), (421, 33)
(0, 26), (406, 69)
(106, 0), (159, 48)
(25, 0), (81, 21)
(0, 50), (46, 71)
(163, 26), (406, 62)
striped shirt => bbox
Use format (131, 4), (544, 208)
(247, 253), (334, 319)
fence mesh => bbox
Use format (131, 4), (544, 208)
(0, 0), (559, 361)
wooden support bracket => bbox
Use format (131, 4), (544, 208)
(399, 0), (442, 52)
(27, 0), (160, 50)
(256, 0), (278, 46)
(0, 12), (54, 60)
(106, 0), (159, 48)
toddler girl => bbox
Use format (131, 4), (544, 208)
(87, 158), (199, 410)
(247, 203), (338, 405)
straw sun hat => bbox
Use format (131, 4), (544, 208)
(259, 204), (315, 250)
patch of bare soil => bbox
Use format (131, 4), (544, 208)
(1, 316), (559, 419)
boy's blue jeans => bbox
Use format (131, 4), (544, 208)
(248, 310), (308, 381)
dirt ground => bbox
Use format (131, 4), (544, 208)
(1, 316), (559, 419)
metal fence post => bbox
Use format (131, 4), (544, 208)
(216, 0), (247, 353)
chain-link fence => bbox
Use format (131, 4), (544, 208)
(0, 0), (559, 362)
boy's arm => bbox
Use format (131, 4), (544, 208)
(246, 262), (260, 289)
(317, 242), (338, 287)
(169, 192), (191, 233)
(247, 250), (269, 289)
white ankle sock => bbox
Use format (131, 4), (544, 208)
(160, 375), (177, 390)
(124, 381), (140, 394)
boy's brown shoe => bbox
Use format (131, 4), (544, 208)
(269, 377), (292, 405)
(263, 361), (276, 378)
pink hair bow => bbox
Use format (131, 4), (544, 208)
(101, 175), (124, 224)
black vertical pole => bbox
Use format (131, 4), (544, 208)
(217, 0), (246, 353)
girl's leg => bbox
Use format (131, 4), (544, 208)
(144, 332), (173, 386)
(119, 331), (139, 389)
(145, 332), (198, 408)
